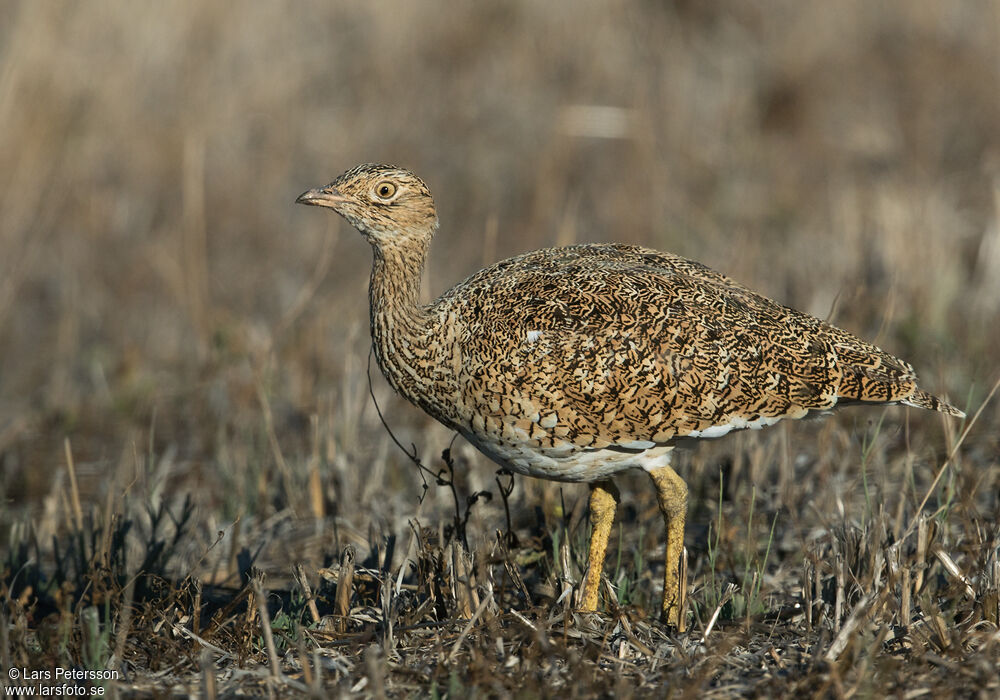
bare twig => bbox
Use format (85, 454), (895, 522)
(294, 563), (321, 625)
(447, 595), (490, 663)
(932, 547), (976, 599)
(825, 593), (876, 662)
(63, 437), (84, 532)
(168, 621), (234, 661)
(702, 583), (736, 643)
(251, 576), (282, 679)
(336, 545), (357, 631)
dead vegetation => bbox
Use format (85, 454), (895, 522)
(4, 412), (1000, 697)
(2, 1), (999, 697)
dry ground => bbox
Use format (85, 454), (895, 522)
(1, 1), (999, 697)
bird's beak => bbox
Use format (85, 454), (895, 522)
(295, 186), (348, 208)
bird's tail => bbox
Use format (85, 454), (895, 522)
(901, 388), (966, 418)
(833, 346), (965, 419)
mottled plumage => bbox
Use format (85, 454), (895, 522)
(297, 164), (963, 628)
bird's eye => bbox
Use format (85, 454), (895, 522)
(374, 181), (397, 199)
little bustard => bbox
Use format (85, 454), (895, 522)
(297, 164), (964, 628)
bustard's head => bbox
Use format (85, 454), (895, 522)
(296, 164), (438, 246)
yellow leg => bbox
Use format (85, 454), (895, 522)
(579, 480), (620, 611)
(647, 465), (688, 629)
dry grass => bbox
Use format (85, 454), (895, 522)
(2, 1), (999, 697)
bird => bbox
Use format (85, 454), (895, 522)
(296, 163), (964, 628)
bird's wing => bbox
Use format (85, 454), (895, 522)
(440, 244), (956, 449)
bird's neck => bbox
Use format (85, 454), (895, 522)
(368, 237), (436, 396)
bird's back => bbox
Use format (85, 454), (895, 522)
(416, 244), (960, 480)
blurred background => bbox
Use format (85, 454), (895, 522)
(1, 1), (996, 580)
